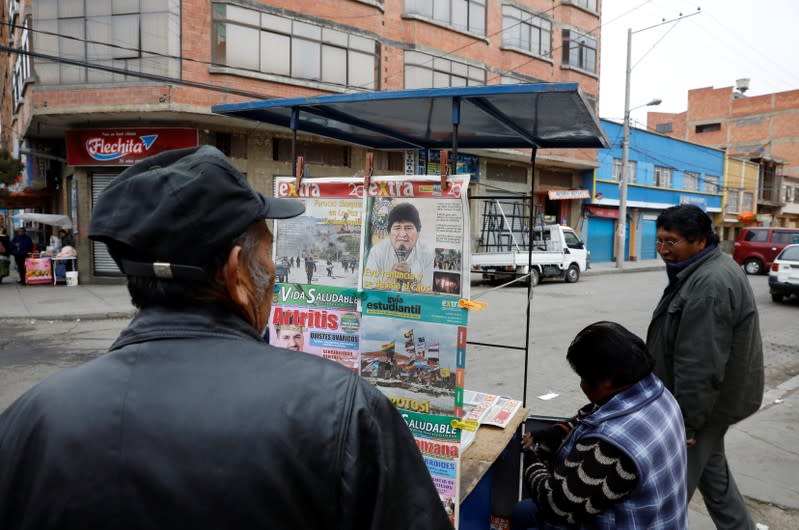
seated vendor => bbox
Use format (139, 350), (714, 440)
(511, 321), (687, 530)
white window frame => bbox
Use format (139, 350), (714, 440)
(705, 175), (720, 194)
(212, 4), (378, 90)
(501, 5), (551, 58)
(612, 157), (638, 183)
(562, 28), (596, 73)
(726, 190), (740, 213)
(742, 191), (754, 211)
(405, 0), (486, 37)
(404, 50), (484, 89)
(654, 166), (672, 188)
(683, 171), (699, 191)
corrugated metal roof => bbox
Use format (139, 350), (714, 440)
(212, 83), (608, 150)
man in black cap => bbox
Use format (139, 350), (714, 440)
(364, 202), (434, 293)
(0, 145), (452, 530)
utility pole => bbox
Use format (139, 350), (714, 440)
(616, 28), (633, 269)
(614, 10), (700, 268)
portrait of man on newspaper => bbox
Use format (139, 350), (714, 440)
(274, 323), (306, 351)
(363, 201), (435, 293)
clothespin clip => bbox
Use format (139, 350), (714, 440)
(439, 150), (449, 191)
(364, 151), (374, 190)
(451, 418), (479, 432)
(458, 299), (487, 311)
(295, 155), (305, 188)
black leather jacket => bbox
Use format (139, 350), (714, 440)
(0, 306), (451, 529)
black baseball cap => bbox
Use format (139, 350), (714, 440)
(89, 145), (305, 280)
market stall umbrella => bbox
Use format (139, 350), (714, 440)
(12, 213), (73, 229)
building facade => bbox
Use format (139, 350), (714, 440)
(1, 0), (603, 282)
(648, 85), (799, 229)
(583, 119), (723, 263)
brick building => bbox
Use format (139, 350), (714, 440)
(648, 84), (799, 232)
(1, 0), (602, 281)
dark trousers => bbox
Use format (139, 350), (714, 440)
(511, 498), (541, 530)
(688, 424), (755, 530)
(13, 255), (26, 284)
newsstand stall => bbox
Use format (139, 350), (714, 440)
(213, 84), (608, 529)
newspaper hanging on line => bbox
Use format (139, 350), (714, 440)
(361, 290), (467, 416)
(402, 410), (461, 529)
(270, 178), (364, 371)
(360, 175), (470, 299)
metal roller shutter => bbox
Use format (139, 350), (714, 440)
(91, 173), (122, 275)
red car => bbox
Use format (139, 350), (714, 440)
(733, 227), (799, 275)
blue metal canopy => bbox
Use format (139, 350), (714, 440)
(212, 83), (608, 150)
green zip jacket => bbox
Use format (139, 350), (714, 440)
(646, 247), (764, 439)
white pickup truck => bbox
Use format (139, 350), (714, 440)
(472, 224), (590, 285)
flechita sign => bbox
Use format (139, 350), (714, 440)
(66, 128), (198, 166)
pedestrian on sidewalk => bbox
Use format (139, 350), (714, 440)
(647, 204), (764, 530)
(0, 227), (10, 283)
(511, 321), (687, 529)
(10, 227), (32, 285)
(0, 145), (452, 530)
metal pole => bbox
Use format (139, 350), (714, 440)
(616, 28), (632, 269)
(451, 97), (461, 175)
(290, 107), (299, 177)
(523, 147), (538, 408)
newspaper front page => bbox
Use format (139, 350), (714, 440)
(403, 410), (462, 529)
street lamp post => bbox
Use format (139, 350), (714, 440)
(615, 27), (661, 269)
(613, 11), (701, 268)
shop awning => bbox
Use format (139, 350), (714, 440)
(212, 83), (608, 150)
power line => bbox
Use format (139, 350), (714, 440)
(5, 2), (564, 93)
(487, 0), (659, 84)
(0, 44), (274, 100)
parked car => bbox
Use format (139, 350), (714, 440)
(732, 227), (799, 275)
(768, 244), (799, 303)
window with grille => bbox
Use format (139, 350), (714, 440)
(562, 29), (596, 73)
(612, 158), (638, 183)
(501, 5), (551, 58)
(404, 50), (485, 89)
(212, 3), (378, 90)
(405, 0), (486, 36)
(726, 190), (739, 213)
(684, 171), (698, 191)
(654, 166), (672, 188)
(705, 175), (720, 194)
(742, 192), (754, 211)
(563, 0), (598, 12)
(33, 0), (180, 84)
(273, 139), (350, 167)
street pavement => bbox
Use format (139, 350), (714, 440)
(1, 259), (796, 528)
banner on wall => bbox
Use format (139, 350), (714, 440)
(66, 128), (198, 166)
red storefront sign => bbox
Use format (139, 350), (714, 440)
(585, 205), (619, 219)
(66, 128), (198, 166)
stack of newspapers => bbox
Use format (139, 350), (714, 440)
(460, 390), (523, 452)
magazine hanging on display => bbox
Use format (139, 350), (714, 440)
(403, 410), (462, 529)
(360, 175), (470, 299)
(271, 177), (364, 371)
(270, 174), (471, 416)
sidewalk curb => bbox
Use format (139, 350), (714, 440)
(583, 264), (665, 276)
(0, 311), (137, 322)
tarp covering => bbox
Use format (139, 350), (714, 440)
(212, 83), (608, 150)
(13, 213), (73, 228)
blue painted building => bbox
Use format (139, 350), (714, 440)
(581, 119), (724, 263)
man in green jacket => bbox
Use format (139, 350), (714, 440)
(647, 204), (763, 530)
